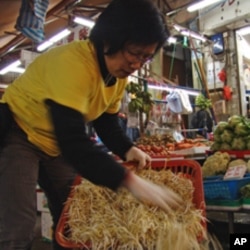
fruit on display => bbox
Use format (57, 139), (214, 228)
(135, 134), (209, 157)
(211, 115), (250, 151)
(136, 133), (175, 157)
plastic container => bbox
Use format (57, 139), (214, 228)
(203, 176), (250, 200)
(56, 159), (206, 248)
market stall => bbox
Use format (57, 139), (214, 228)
(202, 115), (250, 233)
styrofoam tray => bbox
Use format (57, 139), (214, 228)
(173, 146), (210, 156)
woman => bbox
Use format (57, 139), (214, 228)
(0, 0), (182, 249)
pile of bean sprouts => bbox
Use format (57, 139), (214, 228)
(62, 168), (208, 250)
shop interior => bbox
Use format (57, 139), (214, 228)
(1, 0), (250, 250)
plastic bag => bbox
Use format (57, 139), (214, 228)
(166, 90), (183, 113)
(178, 90), (193, 114)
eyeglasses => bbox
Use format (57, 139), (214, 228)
(122, 48), (154, 65)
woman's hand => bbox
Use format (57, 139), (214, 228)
(125, 146), (151, 168)
(122, 171), (183, 212)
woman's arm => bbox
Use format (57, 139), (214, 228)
(45, 99), (127, 190)
(92, 112), (133, 160)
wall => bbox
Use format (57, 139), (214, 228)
(201, 30), (241, 121)
(199, 0), (250, 35)
(197, 1), (250, 119)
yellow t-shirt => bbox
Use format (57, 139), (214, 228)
(2, 40), (128, 156)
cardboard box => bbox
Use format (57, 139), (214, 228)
(41, 211), (53, 241)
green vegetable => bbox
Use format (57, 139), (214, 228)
(231, 137), (246, 150)
(195, 94), (212, 109)
(234, 122), (250, 136)
(220, 129), (234, 143)
(240, 184), (250, 198)
(247, 160), (250, 172)
(220, 142), (232, 150)
(228, 115), (243, 129)
(246, 138), (250, 150)
(213, 133), (221, 142)
(214, 121), (230, 135)
(210, 141), (221, 151)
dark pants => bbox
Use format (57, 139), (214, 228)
(0, 125), (77, 250)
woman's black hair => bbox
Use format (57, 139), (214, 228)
(89, 0), (168, 55)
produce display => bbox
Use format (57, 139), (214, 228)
(211, 115), (250, 151)
(202, 153), (250, 178)
(195, 94), (212, 110)
(62, 168), (207, 250)
(136, 134), (209, 157)
(202, 152), (231, 177)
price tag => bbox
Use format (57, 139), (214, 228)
(223, 165), (247, 180)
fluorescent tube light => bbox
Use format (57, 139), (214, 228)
(147, 84), (200, 96)
(37, 41), (53, 51)
(37, 28), (71, 52)
(187, 0), (223, 12)
(173, 24), (182, 32)
(0, 83), (9, 89)
(167, 36), (177, 44)
(181, 30), (207, 42)
(49, 29), (72, 43)
(73, 17), (95, 28)
(0, 60), (22, 75)
(10, 67), (25, 74)
(173, 24), (206, 42)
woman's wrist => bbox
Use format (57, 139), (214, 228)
(122, 170), (133, 188)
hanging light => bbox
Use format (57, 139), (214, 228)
(147, 84), (200, 96)
(37, 28), (72, 52)
(167, 36), (177, 44)
(73, 17), (95, 28)
(173, 24), (207, 42)
(181, 30), (207, 42)
(0, 60), (22, 75)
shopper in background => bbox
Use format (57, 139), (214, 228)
(0, 0), (183, 249)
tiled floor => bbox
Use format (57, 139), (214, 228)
(31, 211), (250, 250)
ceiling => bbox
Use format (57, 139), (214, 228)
(0, 0), (198, 61)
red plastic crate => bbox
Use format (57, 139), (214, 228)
(56, 159), (206, 248)
(207, 150), (250, 159)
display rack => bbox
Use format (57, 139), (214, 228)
(206, 204), (250, 234)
